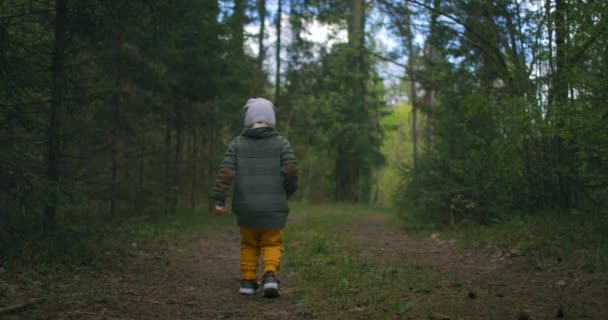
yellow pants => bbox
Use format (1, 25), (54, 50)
(239, 228), (283, 280)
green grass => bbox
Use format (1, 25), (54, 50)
(0, 205), (234, 318)
(1, 205), (234, 271)
(285, 204), (435, 319)
(426, 210), (608, 271)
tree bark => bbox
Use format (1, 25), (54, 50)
(406, 0), (419, 168)
(190, 127), (198, 214)
(45, 0), (67, 228)
(136, 137), (145, 214)
(425, 0), (441, 150)
(232, 0), (247, 52)
(552, 0), (570, 207)
(373, 167), (382, 204)
(110, 78), (120, 217)
(274, 0), (282, 106)
(554, 0), (568, 104)
(206, 101), (218, 212)
(173, 105), (182, 214)
(334, 0), (366, 203)
(164, 119), (172, 215)
(257, 0), (266, 65)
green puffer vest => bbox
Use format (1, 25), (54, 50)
(231, 127), (291, 229)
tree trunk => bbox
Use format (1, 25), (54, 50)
(554, 0), (568, 105)
(190, 127), (198, 214)
(425, 0), (441, 150)
(173, 105), (182, 214)
(136, 138), (145, 214)
(333, 0), (367, 202)
(110, 78), (120, 217)
(207, 123), (216, 212)
(335, 149), (358, 202)
(337, 1), (367, 203)
(274, 0), (282, 106)
(373, 167), (382, 204)
(164, 119), (172, 215)
(350, 0), (366, 104)
(257, 0), (266, 65)
(45, 0), (67, 229)
(207, 101), (217, 213)
(232, 0), (247, 52)
(406, 0), (419, 168)
(552, 0), (570, 207)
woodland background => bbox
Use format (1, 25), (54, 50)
(1, 0), (607, 262)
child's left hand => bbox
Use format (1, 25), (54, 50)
(215, 205), (227, 216)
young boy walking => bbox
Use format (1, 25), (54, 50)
(211, 98), (298, 298)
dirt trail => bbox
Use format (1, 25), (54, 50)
(350, 214), (608, 319)
(7, 211), (607, 319)
(81, 224), (305, 320)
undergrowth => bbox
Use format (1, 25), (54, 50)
(0, 204), (232, 272)
(402, 209), (608, 271)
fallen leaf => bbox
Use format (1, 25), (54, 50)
(349, 305), (365, 312)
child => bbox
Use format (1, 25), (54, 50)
(211, 98), (298, 298)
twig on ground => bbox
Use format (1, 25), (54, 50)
(0, 298), (46, 315)
(166, 299), (198, 307)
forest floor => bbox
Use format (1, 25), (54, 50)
(1, 204), (607, 319)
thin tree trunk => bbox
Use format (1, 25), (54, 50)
(274, 0), (282, 106)
(426, 89), (434, 149)
(406, 0), (419, 167)
(173, 105), (182, 214)
(45, 0), (67, 228)
(373, 167), (382, 204)
(257, 0), (266, 65)
(164, 119), (171, 215)
(553, 0), (570, 207)
(207, 124), (215, 212)
(545, 0), (555, 106)
(554, 0), (568, 104)
(110, 79), (120, 217)
(232, 0), (247, 50)
(137, 138), (145, 214)
(425, 0), (441, 150)
(190, 127), (198, 214)
(207, 100), (217, 213)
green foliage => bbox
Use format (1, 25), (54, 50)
(1, 0), (393, 265)
(0, 206), (233, 269)
(399, 88), (530, 223)
(284, 43), (387, 202)
(395, 0), (608, 224)
(3, 0), (606, 271)
(0, 0), (261, 229)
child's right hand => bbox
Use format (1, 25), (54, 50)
(215, 205), (227, 216)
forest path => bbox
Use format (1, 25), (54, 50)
(78, 216), (307, 320)
(6, 206), (607, 319)
(350, 214), (608, 319)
